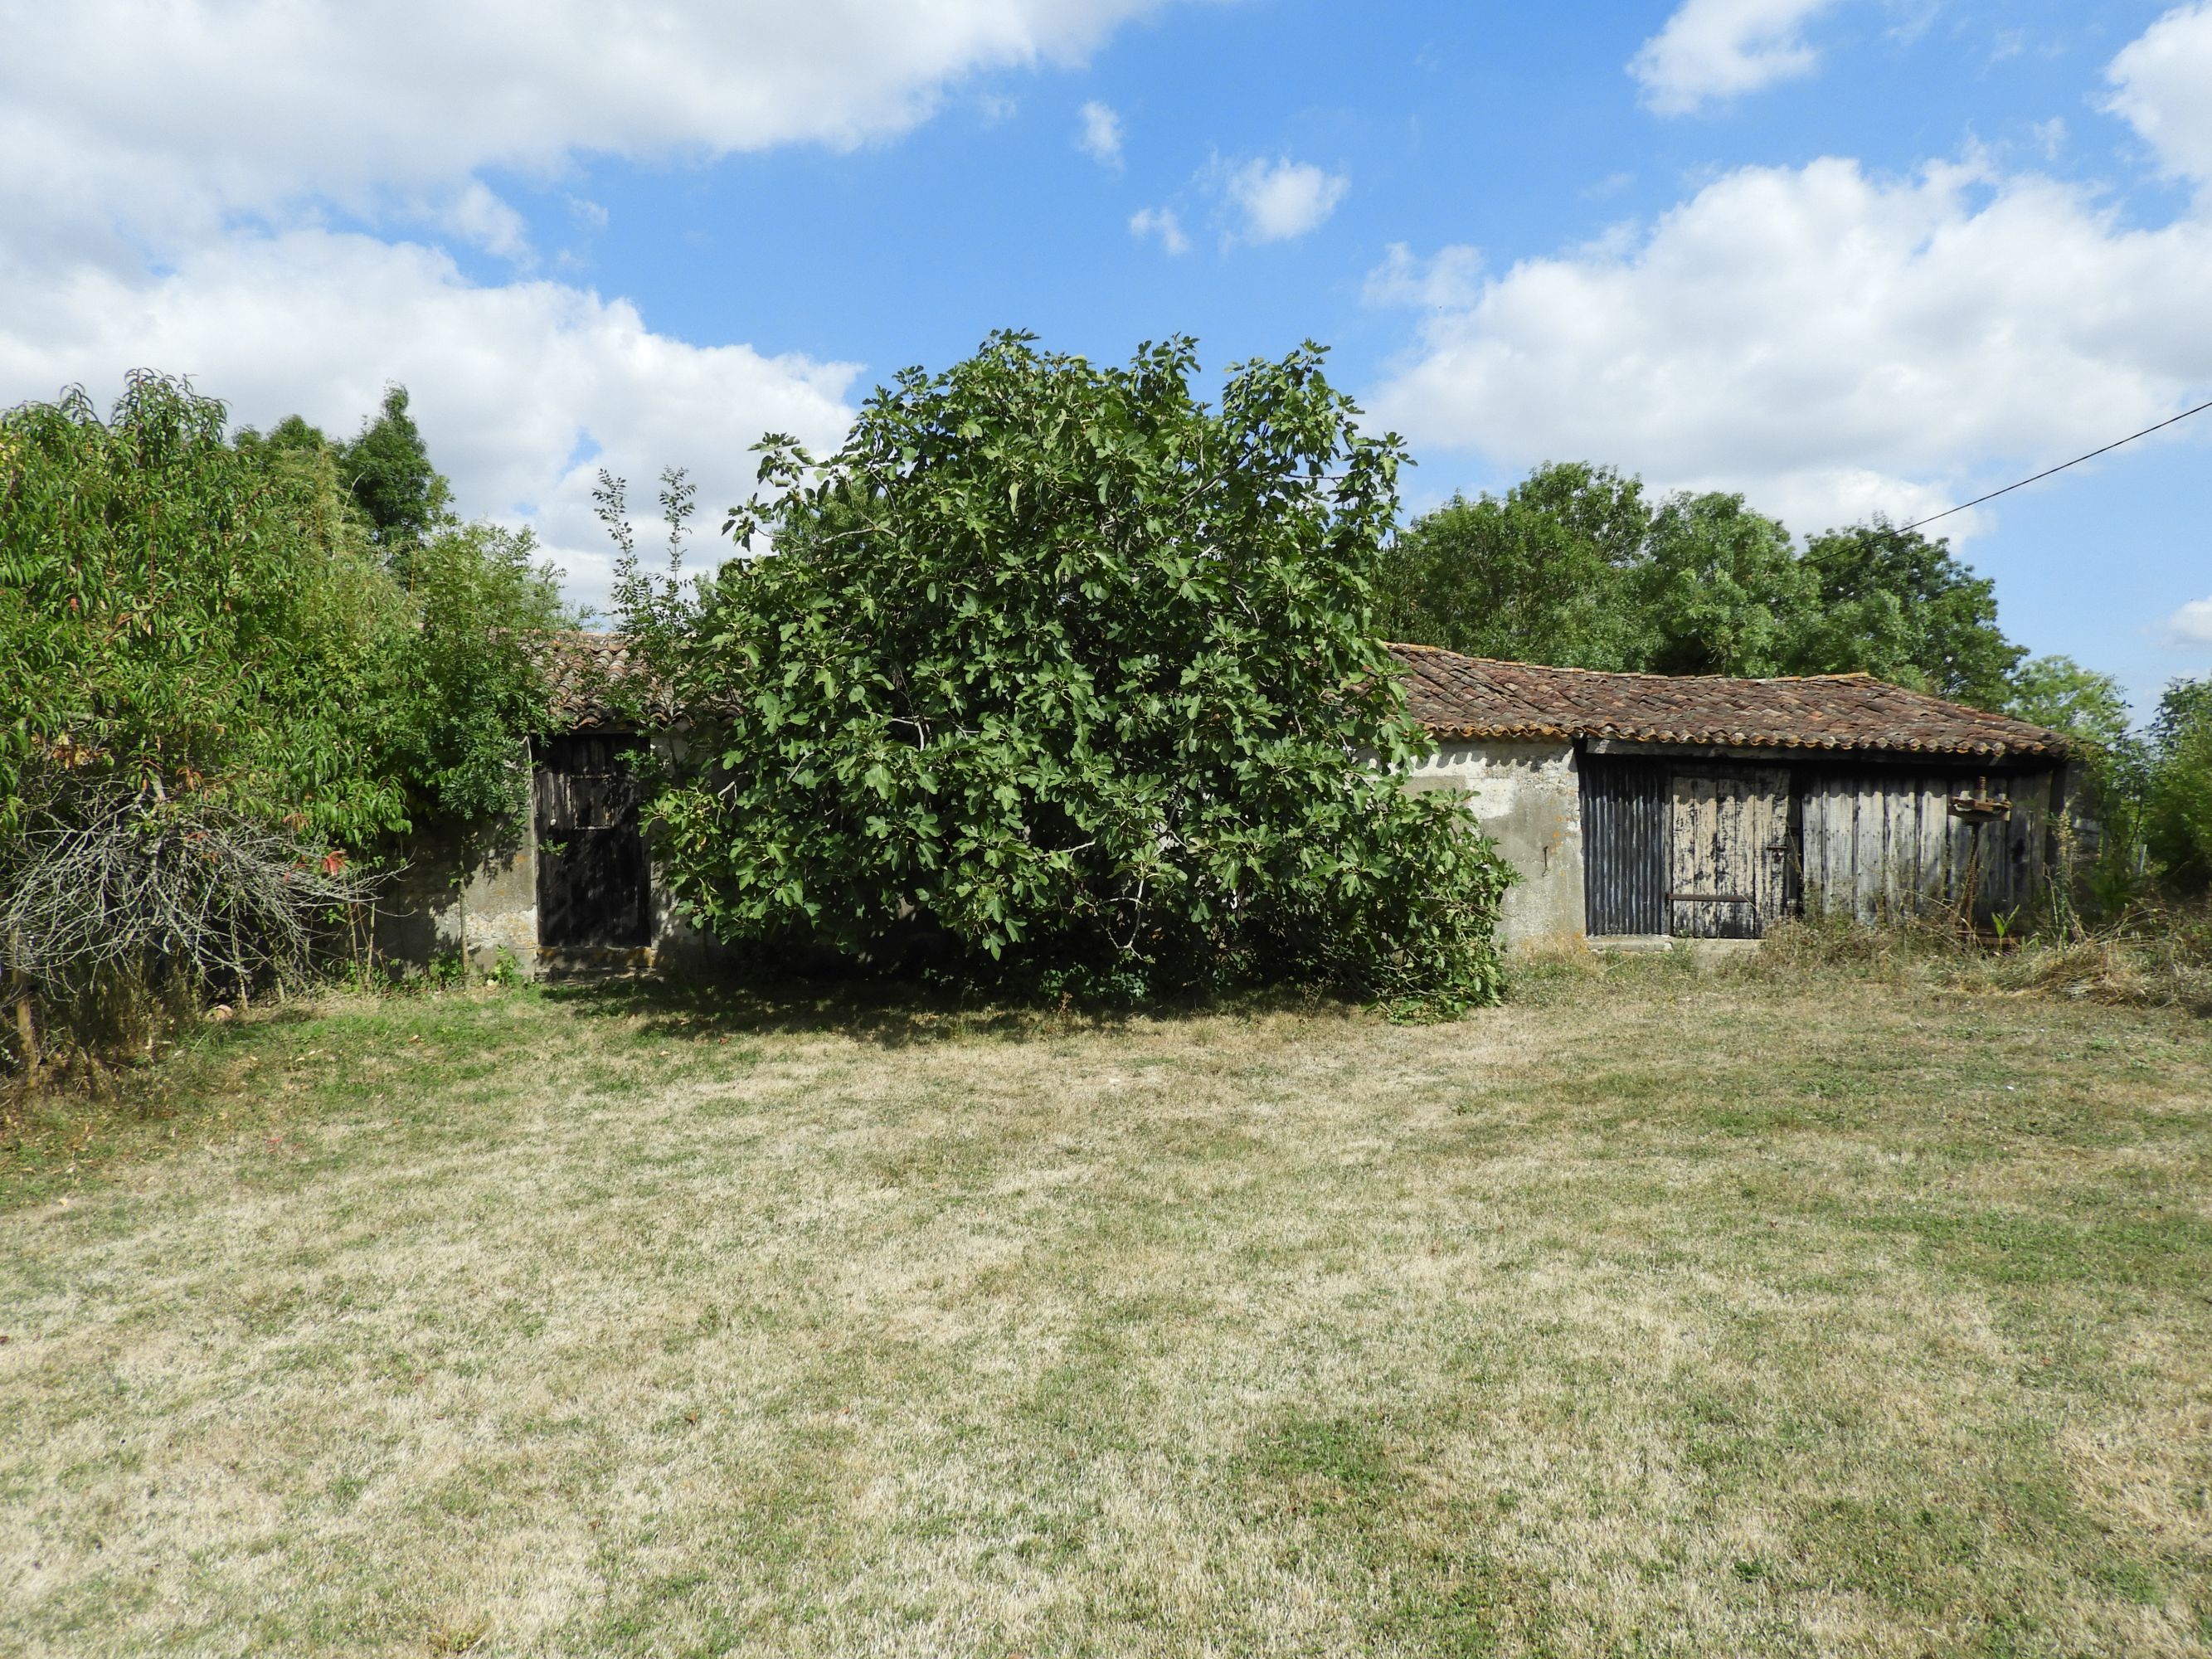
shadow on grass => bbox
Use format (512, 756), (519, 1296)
(537, 962), (1364, 1049)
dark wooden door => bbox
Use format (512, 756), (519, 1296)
(534, 735), (650, 949)
(1667, 766), (1791, 938)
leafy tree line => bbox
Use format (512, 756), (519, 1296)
(2, 373), (566, 839)
(1378, 460), (2211, 901)
(2013, 664), (2212, 907)
(1373, 462), (2022, 705)
(2, 372), (569, 1072)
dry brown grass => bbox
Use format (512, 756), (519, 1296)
(1, 968), (2208, 1656)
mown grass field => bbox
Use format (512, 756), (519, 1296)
(2, 959), (2208, 1657)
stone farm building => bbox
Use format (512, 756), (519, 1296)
(1388, 645), (2073, 947)
(377, 635), (2074, 975)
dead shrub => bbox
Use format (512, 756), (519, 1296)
(1, 784), (380, 1095)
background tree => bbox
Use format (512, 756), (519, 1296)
(1790, 524), (2022, 707)
(0, 374), (414, 842)
(2145, 679), (2212, 894)
(1373, 464), (1650, 669)
(2, 373), (571, 1073)
(1634, 491), (1806, 676)
(2007, 656), (2134, 753)
(338, 385), (451, 563)
(1374, 464), (2025, 708)
(612, 333), (1514, 1005)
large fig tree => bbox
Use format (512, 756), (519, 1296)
(612, 333), (1510, 1004)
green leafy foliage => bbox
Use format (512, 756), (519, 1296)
(1793, 524), (2022, 708)
(388, 521), (571, 820)
(335, 385), (453, 562)
(2008, 656), (2150, 912)
(2006, 656), (2135, 754)
(1376, 461), (2024, 706)
(1, 374), (414, 841)
(1373, 465), (1650, 670)
(2144, 679), (2212, 893)
(613, 333), (1513, 1005)
(1636, 491), (1806, 676)
(0, 373), (563, 841)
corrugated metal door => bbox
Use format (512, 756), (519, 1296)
(1667, 767), (1791, 938)
(1581, 757), (1667, 935)
(534, 735), (651, 949)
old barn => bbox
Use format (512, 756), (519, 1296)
(1390, 643), (2075, 947)
(377, 635), (2076, 975)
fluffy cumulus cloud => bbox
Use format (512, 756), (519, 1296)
(0, 233), (861, 611)
(1223, 158), (1349, 244)
(0, 0), (1186, 608)
(1366, 154), (2212, 538)
(1631, 0), (1844, 115)
(0, 0), (1182, 262)
(2106, 2), (2212, 186)
(2166, 597), (2212, 648)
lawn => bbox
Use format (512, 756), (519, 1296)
(2, 961), (2208, 1656)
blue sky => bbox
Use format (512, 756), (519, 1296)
(3, 0), (2209, 710)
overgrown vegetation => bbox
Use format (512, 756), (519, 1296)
(0, 373), (570, 1082)
(609, 333), (1514, 1006)
(2004, 658), (2212, 913)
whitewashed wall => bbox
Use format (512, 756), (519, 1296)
(1398, 741), (1586, 947)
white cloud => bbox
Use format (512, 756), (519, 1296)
(0, 231), (860, 614)
(0, 0), (1192, 612)
(1631, 0), (1844, 115)
(1129, 206), (1190, 255)
(1366, 154), (2212, 538)
(1077, 100), (1123, 168)
(1364, 242), (1484, 309)
(431, 182), (535, 263)
(0, 1), (1186, 265)
(2106, 2), (2212, 186)
(1222, 157), (1349, 244)
(2165, 596), (2212, 647)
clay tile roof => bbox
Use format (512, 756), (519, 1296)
(1387, 642), (2069, 761)
(540, 631), (668, 732)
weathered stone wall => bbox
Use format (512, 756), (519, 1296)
(372, 738), (734, 980)
(1398, 741), (1586, 949)
(369, 817), (538, 976)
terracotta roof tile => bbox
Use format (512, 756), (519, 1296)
(542, 632), (2068, 761)
(1388, 643), (2068, 760)
(541, 631), (668, 731)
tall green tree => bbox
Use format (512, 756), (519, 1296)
(0, 374), (564, 839)
(391, 521), (571, 820)
(1790, 524), (2023, 706)
(1376, 463), (2026, 708)
(338, 386), (451, 562)
(2146, 678), (2212, 893)
(2007, 655), (2133, 752)
(1635, 491), (1806, 676)
(613, 333), (1514, 1005)
(1373, 464), (1650, 669)
(0, 375), (413, 840)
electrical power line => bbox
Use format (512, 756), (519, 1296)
(1902, 397), (2212, 532)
